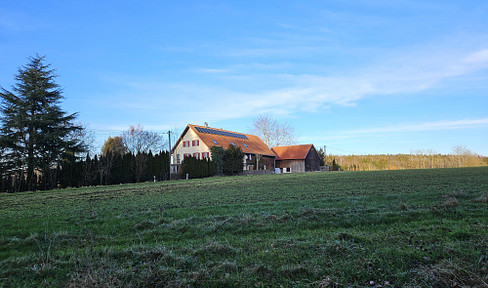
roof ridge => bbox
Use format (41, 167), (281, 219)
(175, 124), (276, 157)
(190, 124), (260, 138)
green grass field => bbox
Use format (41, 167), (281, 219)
(1, 167), (487, 287)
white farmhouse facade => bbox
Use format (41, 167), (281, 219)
(172, 127), (211, 164)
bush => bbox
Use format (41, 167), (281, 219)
(181, 157), (216, 179)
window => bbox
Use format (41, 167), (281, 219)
(183, 153), (191, 159)
(177, 154), (181, 164)
(193, 152), (200, 159)
(202, 152), (210, 159)
(212, 140), (218, 144)
(243, 143), (248, 148)
(183, 141), (190, 147)
(192, 140), (199, 146)
(230, 142), (235, 146)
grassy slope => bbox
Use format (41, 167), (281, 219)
(0, 167), (487, 287)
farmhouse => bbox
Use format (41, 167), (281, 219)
(272, 144), (321, 173)
(171, 124), (276, 173)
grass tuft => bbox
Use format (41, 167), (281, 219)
(413, 259), (488, 287)
(193, 241), (240, 259)
(441, 197), (459, 210)
(133, 220), (156, 231)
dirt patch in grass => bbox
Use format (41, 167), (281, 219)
(279, 264), (313, 279)
(298, 208), (332, 220)
(315, 277), (339, 288)
(248, 265), (274, 279)
(473, 193), (488, 203)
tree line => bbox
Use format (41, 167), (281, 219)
(1, 150), (171, 192)
(317, 148), (488, 171)
(59, 151), (170, 188)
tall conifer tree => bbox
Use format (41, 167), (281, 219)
(0, 55), (85, 191)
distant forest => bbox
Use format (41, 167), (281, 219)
(324, 153), (488, 171)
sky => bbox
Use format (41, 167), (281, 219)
(1, 0), (487, 155)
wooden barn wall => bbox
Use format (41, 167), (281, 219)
(305, 146), (321, 172)
(276, 160), (305, 173)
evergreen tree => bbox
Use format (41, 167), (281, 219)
(0, 55), (85, 191)
(111, 153), (124, 184)
(210, 146), (225, 175)
(133, 151), (148, 182)
(317, 148), (326, 166)
(223, 145), (244, 175)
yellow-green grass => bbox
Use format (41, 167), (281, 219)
(1, 167), (487, 287)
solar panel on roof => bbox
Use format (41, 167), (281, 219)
(195, 126), (248, 140)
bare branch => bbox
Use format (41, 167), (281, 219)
(122, 124), (163, 154)
(249, 114), (297, 148)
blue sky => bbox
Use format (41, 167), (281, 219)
(1, 0), (487, 155)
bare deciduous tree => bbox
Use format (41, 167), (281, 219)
(122, 124), (163, 154)
(452, 145), (472, 156)
(76, 122), (96, 151)
(249, 115), (297, 148)
(452, 145), (473, 167)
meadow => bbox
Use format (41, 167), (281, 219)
(0, 167), (487, 287)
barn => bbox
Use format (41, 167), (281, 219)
(272, 144), (321, 173)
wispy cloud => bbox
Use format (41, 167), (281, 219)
(89, 35), (488, 131)
(347, 118), (488, 135)
(193, 68), (230, 74)
(303, 118), (488, 144)
(462, 49), (488, 69)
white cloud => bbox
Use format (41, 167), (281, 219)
(303, 118), (488, 144)
(348, 118), (488, 135)
(463, 49), (488, 64)
(193, 68), (230, 74)
(88, 37), (488, 132)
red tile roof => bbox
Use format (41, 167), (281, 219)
(172, 124), (276, 157)
(271, 144), (313, 160)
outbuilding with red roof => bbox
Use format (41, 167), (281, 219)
(272, 144), (321, 173)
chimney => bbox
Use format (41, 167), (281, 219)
(204, 122), (208, 128)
